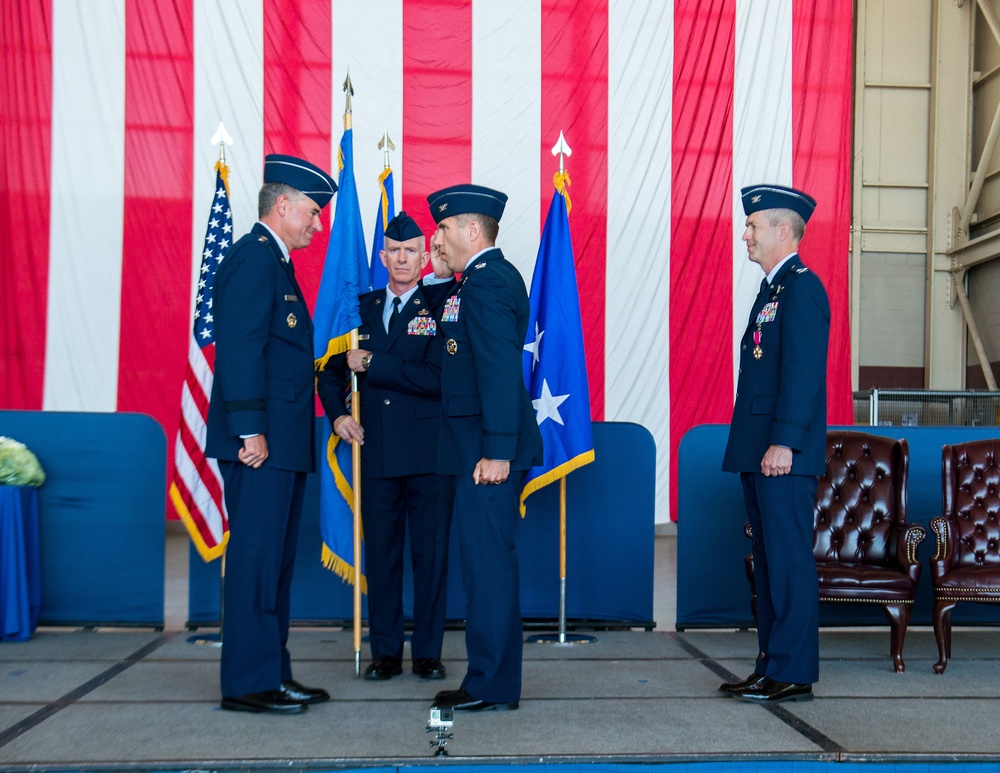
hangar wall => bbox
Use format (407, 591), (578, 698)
(855, 0), (1000, 393)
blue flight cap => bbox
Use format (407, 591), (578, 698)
(264, 153), (337, 209)
(384, 211), (424, 242)
(427, 184), (508, 224)
(741, 184), (816, 223)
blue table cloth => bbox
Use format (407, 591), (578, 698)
(0, 486), (41, 641)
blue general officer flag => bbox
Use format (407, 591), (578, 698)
(520, 174), (595, 516)
(369, 168), (394, 291)
(314, 127), (370, 587)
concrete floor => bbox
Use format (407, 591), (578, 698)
(5, 526), (1000, 770)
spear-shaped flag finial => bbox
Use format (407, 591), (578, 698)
(551, 130), (572, 174)
(378, 129), (395, 170)
(210, 121), (234, 163)
(343, 70), (354, 129)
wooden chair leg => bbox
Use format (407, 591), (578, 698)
(932, 599), (956, 674)
(882, 603), (913, 673)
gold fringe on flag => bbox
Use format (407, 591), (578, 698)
(320, 419), (368, 593)
(554, 169), (572, 214)
(519, 448), (594, 517)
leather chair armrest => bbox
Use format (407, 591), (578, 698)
(929, 515), (957, 579)
(891, 523), (926, 583)
(893, 523), (926, 568)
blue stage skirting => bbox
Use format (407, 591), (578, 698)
(0, 486), (41, 641)
(0, 411), (165, 628)
(188, 420), (656, 628)
(677, 424), (1000, 629)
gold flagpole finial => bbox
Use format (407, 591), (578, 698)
(343, 70), (354, 130)
(210, 121), (234, 164)
(378, 129), (395, 170)
(551, 130), (572, 174)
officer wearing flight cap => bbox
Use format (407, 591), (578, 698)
(720, 184), (830, 704)
(426, 184), (543, 712)
(207, 153), (337, 714)
(317, 211), (456, 683)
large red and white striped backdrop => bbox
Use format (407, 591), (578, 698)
(1, 0), (853, 524)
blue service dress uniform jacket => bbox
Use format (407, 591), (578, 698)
(206, 222), (316, 698)
(436, 247), (543, 704)
(316, 278), (455, 663)
(722, 253), (830, 685)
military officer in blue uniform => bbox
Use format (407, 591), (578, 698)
(426, 184), (543, 712)
(316, 212), (456, 683)
(720, 184), (830, 704)
(206, 153), (336, 715)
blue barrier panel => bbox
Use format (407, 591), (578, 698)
(676, 423), (1000, 629)
(0, 411), (165, 627)
(188, 421), (655, 628)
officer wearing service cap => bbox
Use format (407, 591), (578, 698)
(426, 184), (543, 713)
(317, 211), (456, 683)
(720, 183), (830, 704)
(207, 153), (336, 715)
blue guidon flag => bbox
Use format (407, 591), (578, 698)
(520, 173), (595, 515)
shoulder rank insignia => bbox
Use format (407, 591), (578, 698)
(258, 235), (268, 242)
(475, 262), (486, 269)
(796, 266), (809, 274)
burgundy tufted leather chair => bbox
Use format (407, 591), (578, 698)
(930, 439), (1000, 674)
(745, 430), (926, 672)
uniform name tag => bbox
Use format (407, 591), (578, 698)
(442, 296), (461, 322)
(285, 294), (298, 302)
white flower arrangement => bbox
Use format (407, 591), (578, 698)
(0, 436), (46, 487)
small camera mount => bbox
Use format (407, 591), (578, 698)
(427, 706), (454, 756)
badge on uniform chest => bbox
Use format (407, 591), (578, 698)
(442, 296), (461, 323)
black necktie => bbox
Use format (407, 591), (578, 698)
(387, 296), (402, 334)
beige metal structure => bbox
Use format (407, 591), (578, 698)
(854, 0), (1000, 391)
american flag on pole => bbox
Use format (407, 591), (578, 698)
(168, 160), (231, 562)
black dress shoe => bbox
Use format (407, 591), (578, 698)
(221, 689), (308, 714)
(739, 677), (813, 703)
(719, 670), (765, 696)
(364, 656), (403, 681)
(432, 687), (518, 711)
(280, 679), (330, 704)
(412, 658), (447, 679)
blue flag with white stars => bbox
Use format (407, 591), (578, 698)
(520, 179), (595, 515)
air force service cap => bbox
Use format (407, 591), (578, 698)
(741, 184), (816, 223)
(384, 211), (424, 242)
(264, 154), (337, 209)
(427, 184), (508, 224)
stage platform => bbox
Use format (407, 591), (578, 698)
(4, 533), (1000, 771)
(3, 625), (1000, 770)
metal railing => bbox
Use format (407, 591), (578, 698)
(853, 389), (1000, 427)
